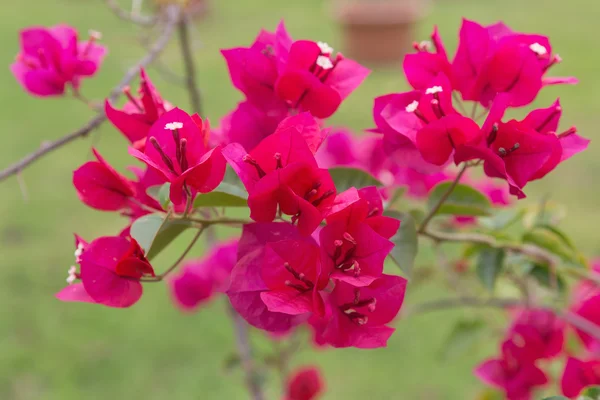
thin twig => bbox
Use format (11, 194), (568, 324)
(418, 164), (469, 233)
(177, 16), (203, 114)
(105, 0), (157, 25)
(420, 229), (600, 286)
(147, 224), (205, 281)
(228, 304), (266, 400)
(404, 296), (600, 342)
(0, 5), (181, 183)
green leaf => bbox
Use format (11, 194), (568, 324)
(542, 397), (569, 400)
(479, 208), (525, 231)
(528, 263), (567, 293)
(328, 167), (382, 193)
(385, 186), (406, 210)
(582, 385), (600, 399)
(440, 319), (486, 360)
(384, 211), (418, 278)
(130, 213), (192, 259)
(522, 227), (584, 267)
(427, 183), (492, 217)
(158, 183), (171, 209)
(193, 167), (248, 208)
(476, 247), (505, 291)
(408, 209), (426, 226)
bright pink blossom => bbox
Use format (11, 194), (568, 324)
(309, 274), (407, 349)
(56, 235), (154, 308)
(285, 366), (325, 400)
(170, 240), (238, 311)
(451, 19), (576, 107)
(373, 74), (482, 169)
(474, 350), (549, 400)
(561, 357), (600, 398)
(260, 238), (330, 316)
(227, 222), (307, 332)
(224, 113), (333, 235)
(275, 40), (369, 118)
(455, 97), (588, 198)
(73, 148), (136, 212)
(11, 25), (106, 96)
(403, 26), (452, 91)
(502, 308), (564, 362)
(321, 187), (398, 286)
(105, 68), (171, 149)
(129, 108), (226, 206)
(571, 293), (600, 354)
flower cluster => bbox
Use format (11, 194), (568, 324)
(216, 22), (369, 151)
(374, 19), (589, 198)
(475, 308), (564, 399)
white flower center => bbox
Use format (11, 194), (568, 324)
(165, 122), (183, 130)
(88, 30), (103, 40)
(66, 266), (77, 285)
(405, 100), (419, 113)
(316, 55), (333, 70)
(425, 86), (443, 95)
(419, 40), (432, 51)
(529, 42), (547, 56)
(317, 41), (333, 54)
(74, 243), (84, 258)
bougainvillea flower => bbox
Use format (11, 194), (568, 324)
(571, 293), (600, 354)
(105, 68), (171, 149)
(261, 238), (330, 316)
(224, 114), (334, 235)
(275, 40), (369, 118)
(571, 259), (600, 306)
(502, 308), (564, 362)
(129, 108), (226, 206)
(11, 25), (106, 97)
(403, 26), (452, 90)
(170, 240), (238, 312)
(221, 21), (292, 113)
(374, 74), (482, 169)
(227, 222), (307, 332)
(321, 187), (398, 286)
(214, 100), (288, 151)
(73, 149), (136, 212)
(56, 236), (154, 308)
(285, 366), (325, 400)
(309, 274), (407, 349)
(561, 357), (600, 398)
(452, 19), (576, 107)
(474, 350), (549, 400)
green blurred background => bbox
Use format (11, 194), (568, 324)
(0, 0), (597, 399)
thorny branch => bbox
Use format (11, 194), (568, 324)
(177, 15), (203, 114)
(0, 4), (181, 182)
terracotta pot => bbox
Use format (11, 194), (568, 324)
(333, 0), (426, 65)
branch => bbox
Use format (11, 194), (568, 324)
(105, 0), (157, 26)
(404, 296), (600, 342)
(0, 4), (181, 183)
(177, 16), (203, 114)
(418, 163), (468, 233)
(228, 305), (266, 400)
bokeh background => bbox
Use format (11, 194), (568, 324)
(1, 0), (598, 399)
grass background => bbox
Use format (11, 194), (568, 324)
(0, 0), (598, 399)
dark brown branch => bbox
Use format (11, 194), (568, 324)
(177, 17), (203, 115)
(105, 0), (157, 26)
(228, 305), (266, 400)
(0, 5), (181, 183)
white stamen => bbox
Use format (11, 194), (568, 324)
(419, 40), (432, 51)
(74, 243), (84, 258)
(88, 30), (102, 40)
(66, 266), (77, 285)
(316, 55), (333, 70)
(165, 122), (183, 130)
(317, 41), (334, 54)
(425, 86), (443, 95)
(344, 308), (356, 315)
(405, 100), (419, 113)
(529, 42), (547, 56)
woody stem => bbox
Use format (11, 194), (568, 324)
(177, 15), (203, 115)
(156, 224), (206, 280)
(418, 163), (469, 233)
